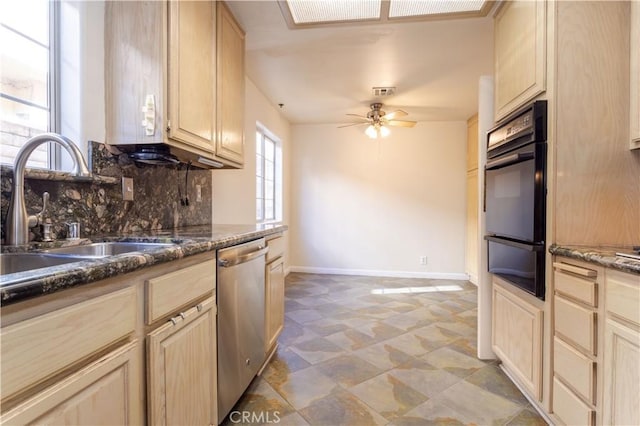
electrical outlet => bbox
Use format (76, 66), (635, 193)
(196, 185), (202, 202)
(419, 256), (427, 265)
(122, 177), (134, 201)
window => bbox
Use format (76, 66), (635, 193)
(256, 127), (282, 222)
(0, 0), (58, 169)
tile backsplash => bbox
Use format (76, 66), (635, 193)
(1, 142), (212, 244)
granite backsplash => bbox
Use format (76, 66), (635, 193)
(1, 142), (212, 244)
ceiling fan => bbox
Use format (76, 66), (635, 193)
(339, 103), (417, 138)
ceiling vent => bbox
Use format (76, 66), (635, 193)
(372, 87), (396, 97)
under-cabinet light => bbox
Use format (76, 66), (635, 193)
(197, 157), (224, 168)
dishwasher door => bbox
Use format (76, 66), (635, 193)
(217, 238), (267, 423)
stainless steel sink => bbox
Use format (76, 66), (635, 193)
(44, 242), (176, 258)
(1, 253), (87, 275)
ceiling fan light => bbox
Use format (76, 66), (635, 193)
(365, 125), (378, 139)
(379, 125), (391, 137)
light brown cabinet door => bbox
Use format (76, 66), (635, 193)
(1, 342), (142, 425)
(265, 257), (285, 352)
(147, 297), (217, 426)
(492, 280), (543, 401)
(494, 0), (546, 120)
(216, 1), (245, 166)
(602, 318), (640, 426)
(167, 0), (216, 152)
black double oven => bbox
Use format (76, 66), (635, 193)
(485, 101), (547, 300)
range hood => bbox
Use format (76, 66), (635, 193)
(127, 144), (180, 165)
(110, 143), (224, 169)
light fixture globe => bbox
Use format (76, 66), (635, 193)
(365, 124), (378, 138)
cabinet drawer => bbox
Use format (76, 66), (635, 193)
(266, 235), (284, 262)
(553, 377), (594, 426)
(554, 268), (597, 307)
(554, 337), (596, 403)
(605, 269), (640, 327)
(1, 287), (136, 401)
(555, 296), (597, 355)
(146, 258), (215, 324)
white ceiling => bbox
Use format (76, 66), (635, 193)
(227, 1), (495, 125)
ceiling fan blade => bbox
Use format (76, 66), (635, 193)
(337, 122), (367, 128)
(386, 119), (416, 128)
(384, 110), (408, 120)
(345, 113), (370, 122)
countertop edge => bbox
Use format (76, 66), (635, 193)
(1, 225), (287, 306)
(549, 244), (640, 275)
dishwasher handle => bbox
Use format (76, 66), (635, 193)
(218, 246), (269, 268)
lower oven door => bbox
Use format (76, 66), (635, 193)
(485, 142), (546, 243)
(486, 236), (545, 300)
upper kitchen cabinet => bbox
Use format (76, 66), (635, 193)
(494, 0), (546, 121)
(631, 1), (640, 149)
(215, 1), (246, 167)
(105, 1), (245, 168)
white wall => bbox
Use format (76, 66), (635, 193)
(290, 122), (468, 279)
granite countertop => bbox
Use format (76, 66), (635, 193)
(1, 224), (287, 306)
(549, 244), (640, 275)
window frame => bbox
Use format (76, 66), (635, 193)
(0, 0), (61, 169)
(256, 125), (282, 224)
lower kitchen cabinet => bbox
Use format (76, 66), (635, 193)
(602, 268), (640, 425)
(0, 251), (219, 425)
(265, 234), (286, 355)
(0, 286), (142, 425)
(492, 278), (543, 401)
(265, 256), (285, 353)
(1, 341), (142, 425)
(147, 297), (217, 426)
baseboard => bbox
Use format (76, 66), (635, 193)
(288, 266), (469, 281)
(468, 273), (478, 286)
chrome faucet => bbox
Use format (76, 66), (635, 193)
(5, 133), (92, 245)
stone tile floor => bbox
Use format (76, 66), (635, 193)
(222, 273), (548, 426)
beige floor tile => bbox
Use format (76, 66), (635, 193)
(289, 336), (344, 364)
(420, 346), (488, 378)
(349, 372), (429, 420)
(389, 360), (461, 398)
(298, 388), (388, 426)
(271, 366), (340, 410)
(399, 381), (523, 425)
(315, 354), (384, 387)
(352, 340), (415, 371)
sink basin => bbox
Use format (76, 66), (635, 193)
(44, 242), (176, 258)
(1, 253), (87, 275)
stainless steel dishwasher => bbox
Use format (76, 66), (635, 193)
(217, 238), (268, 424)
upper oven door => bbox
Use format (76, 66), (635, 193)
(485, 142), (546, 243)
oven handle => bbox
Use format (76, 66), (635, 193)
(485, 151), (534, 170)
(484, 235), (544, 252)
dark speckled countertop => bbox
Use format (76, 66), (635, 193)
(1, 224), (287, 306)
(549, 244), (640, 275)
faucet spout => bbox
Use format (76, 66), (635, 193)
(5, 133), (92, 245)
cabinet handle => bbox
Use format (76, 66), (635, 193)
(553, 262), (597, 277)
